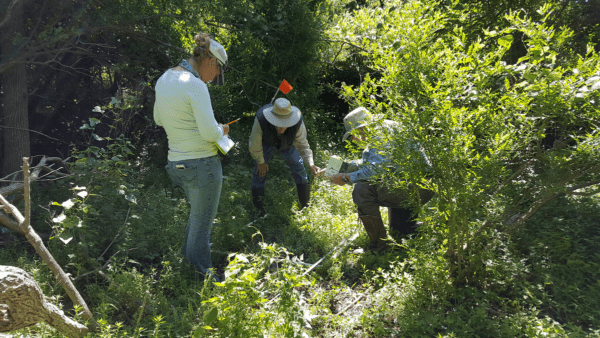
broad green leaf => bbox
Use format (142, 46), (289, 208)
(523, 73), (536, 82)
(125, 194), (137, 204)
(62, 199), (75, 210)
(89, 118), (101, 127)
(192, 326), (206, 338)
(203, 307), (218, 324)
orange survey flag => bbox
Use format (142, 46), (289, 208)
(279, 79), (293, 94)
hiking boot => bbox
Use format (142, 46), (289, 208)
(251, 187), (266, 217)
(359, 215), (388, 252)
(297, 183), (310, 210)
(388, 207), (417, 236)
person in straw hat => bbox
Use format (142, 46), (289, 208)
(249, 98), (320, 215)
(329, 107), (434, 252)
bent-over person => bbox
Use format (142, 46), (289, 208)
(249, 98), (320, 215)
(329, 107), (434, 251)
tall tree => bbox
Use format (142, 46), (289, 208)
(1, 0), (30, 178)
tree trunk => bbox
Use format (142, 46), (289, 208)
(0, 0), (30, 178)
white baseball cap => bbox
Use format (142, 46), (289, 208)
(209, 39), (228, 86)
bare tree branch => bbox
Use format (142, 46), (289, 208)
(508, 171), (600, 232)
(0, 210), (23, 234)
(0, 0), (26, 29)
(469, 162), (531, 237)
(0, 158), (98, 332)
(0, 157), (71, 196)
(73, 248), (138, 283)
(566, 189), (600, 196)
(204, 20), (245, 32)
(322, 38), (369, 52)
(0, 125), (69, 144)
(99, 207), (131, 260)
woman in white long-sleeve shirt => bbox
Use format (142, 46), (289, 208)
(153, 32), (228, 282)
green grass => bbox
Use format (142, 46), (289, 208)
(1, 150), (599, 337)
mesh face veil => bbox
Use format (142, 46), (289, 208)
(209, 39), (228, 86)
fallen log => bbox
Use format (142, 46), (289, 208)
(0, 265), (88, 337)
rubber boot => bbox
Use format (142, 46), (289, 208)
(388, 207), (417, 238)
(251, 187), (266, 217)
(359, 215), (388, 252)
(297, 183), (310, 210)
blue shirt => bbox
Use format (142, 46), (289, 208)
(349, 146), (383, 183)
(349, 120), (429, 183)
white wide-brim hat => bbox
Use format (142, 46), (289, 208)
(263, 98), (302, 128)
(342, 107), (371, 141)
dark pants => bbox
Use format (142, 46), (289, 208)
(352, 180), (433, 233)
(251, 145), (308, 189)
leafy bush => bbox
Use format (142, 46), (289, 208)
(331, 0), (600, 284)
(197, 243), (312, 337)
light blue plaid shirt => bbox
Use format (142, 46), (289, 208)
(349, 120), (429, 183)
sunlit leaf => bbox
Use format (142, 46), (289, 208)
(498, 35), (513, 48)
(203, 307), (218, 324)
(62, 199), (75, 210)
(125, 194), (137, 204)
(52, 213), (66, 223)
(59, 233), (73, 244)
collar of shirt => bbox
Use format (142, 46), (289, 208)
(179, 59), (200, 79)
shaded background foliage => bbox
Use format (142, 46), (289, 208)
(1, 0), (599, 175)
(0, 0), (331, 176)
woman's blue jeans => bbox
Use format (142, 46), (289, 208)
(166, 156), (222, 275)
(251, 145), (308, 189)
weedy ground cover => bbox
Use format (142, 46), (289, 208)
(2, 145), (599, 337)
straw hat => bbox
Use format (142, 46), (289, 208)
(263, 98), (302, 128)
(342, 107), (371, 141)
